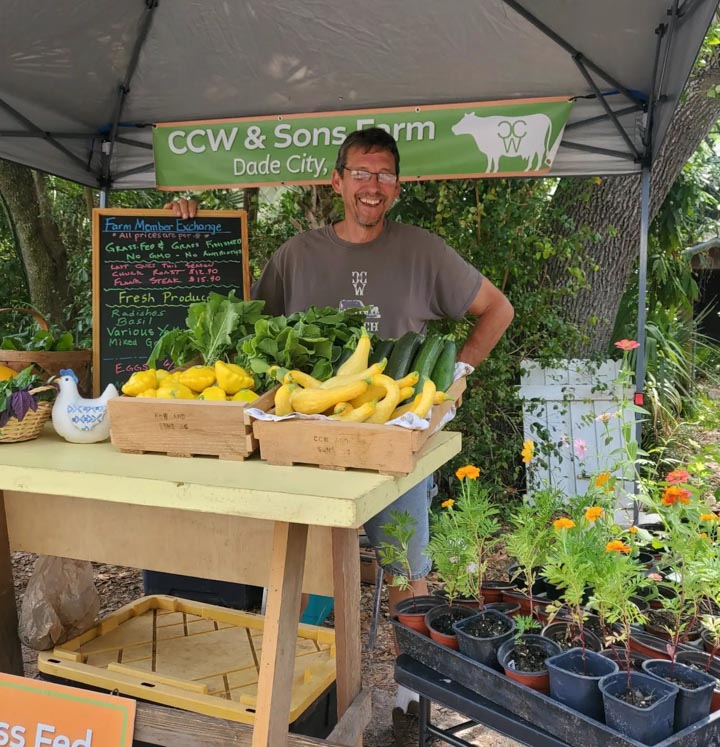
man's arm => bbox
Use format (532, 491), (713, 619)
(456, 278), (514, 367)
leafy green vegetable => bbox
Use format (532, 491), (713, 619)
(147, 291), (267, 367)
(238, 305), (367, 388)
(0, 367), (47, 427)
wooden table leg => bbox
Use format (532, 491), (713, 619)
(252, 521), (308, 747)
(332, 527), (363, 747)
(0, 490), (22, 675)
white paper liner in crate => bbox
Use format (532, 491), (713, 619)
(246, 362), (473, 433)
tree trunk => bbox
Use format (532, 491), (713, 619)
(546, 46), (720, 356)
(0, 161), (70, 325)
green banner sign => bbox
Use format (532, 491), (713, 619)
(153, 98), (573, 190)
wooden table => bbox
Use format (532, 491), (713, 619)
(0, 426), (461, 746)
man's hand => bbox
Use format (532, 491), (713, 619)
(162, 197), (199, 219)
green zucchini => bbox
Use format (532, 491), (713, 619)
(369, 338), (396, 365)
(410, 335), (446, 396)
(385, 331), (423, 379)
(431, 339), (457, 392)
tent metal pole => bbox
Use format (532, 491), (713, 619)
(500, 0), (646, 107)
(560, 142), (637, 161)
(633, 166), (651, 524)
(99, 189), (108, 209)
(0, 98), (90, 172)
(564, 105), (642, 131)
(571, 59), (641, 160)
(101, 0), (159, 187)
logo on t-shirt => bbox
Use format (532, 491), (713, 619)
(351, 271), (367, 296)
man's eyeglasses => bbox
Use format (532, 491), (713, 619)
(341, 167), (398, 185)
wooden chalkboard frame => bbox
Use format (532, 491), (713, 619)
(92, 208), (249, 395)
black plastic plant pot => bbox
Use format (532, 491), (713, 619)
(599, 646), (651, 673)
(452, 609), (515, 671)
(424, 603), (476, 650)
(546, 647), (618, 721)
(541, 622), (603, 653)
(642, 658), (716, 731)
(599, 671), (678, 744)
(485, 601), (521, 617)
(676, 650), (720, 712)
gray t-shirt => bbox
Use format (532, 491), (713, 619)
(252, 220), (484, 338)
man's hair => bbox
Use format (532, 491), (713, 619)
(335, 127), (400, 176)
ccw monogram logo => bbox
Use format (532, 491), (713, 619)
(351, 271), (367, 296)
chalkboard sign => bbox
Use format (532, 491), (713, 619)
(92, 209), (249, 394)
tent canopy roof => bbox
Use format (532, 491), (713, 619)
(0, 0), (716, 189)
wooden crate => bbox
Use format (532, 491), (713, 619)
(251, 377), (466, 476)
(108, 387), (277, 460)
(38, 595), (336, 726)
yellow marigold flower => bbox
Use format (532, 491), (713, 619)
(455, 465), (480, 481)
(553, 517), (575, 530)
(595, 473), (611, 488)
(584, 506), (603, 522)
(605, 540), (631, 553)
(521, 439), (534, 464)
(441, 498), (455, 509)
(628, 526), (638, 534)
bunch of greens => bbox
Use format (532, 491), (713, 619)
(147, 291), (267, 368)
(1, 328), (75, 352)
(0, 367), (53, 427)
(238, 305), (366, 387)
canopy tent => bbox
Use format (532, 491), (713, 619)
(1, 1), (718, 514)
(0, 0), (716, 189)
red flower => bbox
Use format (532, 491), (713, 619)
(614, 339), (640, 351)
(665, 469), (690, 484)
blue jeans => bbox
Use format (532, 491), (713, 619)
(363, 476), (436, 580)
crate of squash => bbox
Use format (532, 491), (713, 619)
(108, 361), (276, 460)
(249, 329), (466, 475)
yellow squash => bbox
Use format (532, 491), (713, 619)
(121, 369), (157, 396)
(178, 365), (216, 392)
(291, 380), (368, 415)
(284, 370), (322, 388)
(198, 386), (227, 401)
(411, 380), (437, 419)
(156, 382), (195, 400)
(367, 374), (401, 424)
(274, 383), (297, 416)
(330, 400), (377, 422)
(0, 364), (16, 381)
(335, 327), (370, 376)
(214, 360), (253, 394)
(319, 360), (386, 390)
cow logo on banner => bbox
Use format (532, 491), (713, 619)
(153, 98), (573, 190)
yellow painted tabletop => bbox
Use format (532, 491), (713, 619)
(0, 426), (461, 528)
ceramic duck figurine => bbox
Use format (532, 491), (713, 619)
(51, 369), (119, 443)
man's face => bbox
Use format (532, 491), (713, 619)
(331, 146), (401, 230)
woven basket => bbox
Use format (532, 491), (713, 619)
(0, 386), (54, 444)
(0, 308), (92, 395)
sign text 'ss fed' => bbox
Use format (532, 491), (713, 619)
(0, 721), (93, 747)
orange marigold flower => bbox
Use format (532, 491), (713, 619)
(441, 498), (455, 509)
(661, 486), (691, 506)
(628, 526), (638, 534)
(614, 339), (640, 351)
(700, 513), (718, 522)
(700, 533), (709, 540)
(553, 517), (575, 530)
(666, 469), (690, 484)
(584, 506), (604, 522)
(455, 465), (480, 481)
(605, 540), (631, 553)
(521, 439), (534, 464)
(595, 473), (611, 489)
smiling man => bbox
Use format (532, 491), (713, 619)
(167, 127), (513, 722)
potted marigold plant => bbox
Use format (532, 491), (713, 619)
(378, 509), (441, 636)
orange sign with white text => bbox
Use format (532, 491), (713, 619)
(0, 673), (135, 747)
